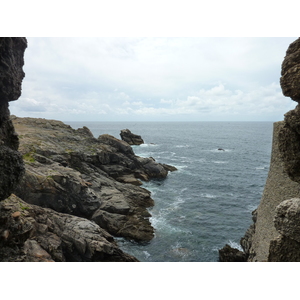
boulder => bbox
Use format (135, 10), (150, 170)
(280, 38), (300, 102)
(279, 38), (300, 183)
(273, 198), (300, 242)
(120, 129), (144, 145)
(267, 197), (300, 260)
(218, 244), (246, 262)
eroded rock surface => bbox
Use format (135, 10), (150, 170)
(268, 198), (300, 262)
(0, 37), (155, 262)
(218, 244), (246, 262)
(280, 38), (300, 102)
(0, 194), (138, 262)
(12, 116), (175, 242)
(120, 129), (144, 145)
(0, 38), (26, 200)
(236, 38), (300, 261)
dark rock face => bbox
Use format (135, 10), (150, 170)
(12, 116), (176, 242)
(221, 38), (300, 262)
(0, 37), (140, 261)
(0, 38), (27, 103)
(218, 244), (246, 262)
(0, 37), (26, 200)
(280, 38), (300, 102)
(240, 38), (300, 261)
(0, 194), (138, 262)
(0, 37), (176, 261)
(279, 38), (300, 183)
(120, 129), (144, 145)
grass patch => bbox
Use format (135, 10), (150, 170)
(19, 202), (30, 211)
(22, 152), (35, 163)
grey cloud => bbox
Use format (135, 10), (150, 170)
(9, 37), (298, 122)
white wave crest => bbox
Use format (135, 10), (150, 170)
(255, 166), (265, 170)
(228, 240), (243, 251)
(140, 143), (158, 147)
(201, 193), (217, 199)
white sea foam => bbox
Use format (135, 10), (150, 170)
(143, 251), (151, 259)
(228, 240), (243, 251)
(175, 165), (188, 171)
(212, 161), (228, 164)
(201, 193), (217, 199)
(140, 143), (158, 147)
(247, 204), (257, 212)
(255, 166), (265, 170)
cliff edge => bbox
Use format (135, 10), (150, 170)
(221, 37), (300, 262)
(0, 38), (177, 262)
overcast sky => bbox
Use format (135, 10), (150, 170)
(8, 37), (298, 122)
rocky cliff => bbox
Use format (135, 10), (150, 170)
(0, 37), (175, 262)
(11, 116), (176, 243)
(220, 37), (300, 262)
(0, 38), (26, 200)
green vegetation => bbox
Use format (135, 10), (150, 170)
(22, 151), (35, 163)
(19, 202), (30, 211)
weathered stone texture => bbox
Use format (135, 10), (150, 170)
(0, 38), (26, 201)
(238, 122), (300, 261)
(0, 38), (27, 103)
(273, 198), (300, 242)
(281, 38), (300, 102)
(120, 129), (144, 145)
(12, 116), (176, 242)
(218, 244), (246, 262)
(0, 194), (138, 262)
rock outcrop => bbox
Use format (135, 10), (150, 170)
(120, 129), (144, 145)
(219, 37), (300, 262)
(222, 37), (300, 262)
(0, 38), (26, 200)
(239, 121), (300, 261)
(218, 244), (246, 262)
(0, 37), (175, 262)
(268, 198), (300, 262)
(0, 194), (138, 262)
(11, 116), (176, 243)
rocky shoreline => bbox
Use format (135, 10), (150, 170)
(0, 37), (178, 262)
(12, 115), (177, 243)
(2, 115), (176, 261)
(219, 38), (300, 262)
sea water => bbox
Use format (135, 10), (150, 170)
(68, 121), (273, 262)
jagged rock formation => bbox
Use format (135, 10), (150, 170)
(220, 37), (300, 262)
(0, 38), (26, 200)
(12, 116), (176, 242)
(239, 121), (300, 261)
(219, 37), (300, 262)
(0, 37), (174, 262)
(120, 129), (144, 145)
(218, 244), (246, 262)
(268, 198), (300, 261)
(280, 38), (300, 102)
(0, 194), (138, 262)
